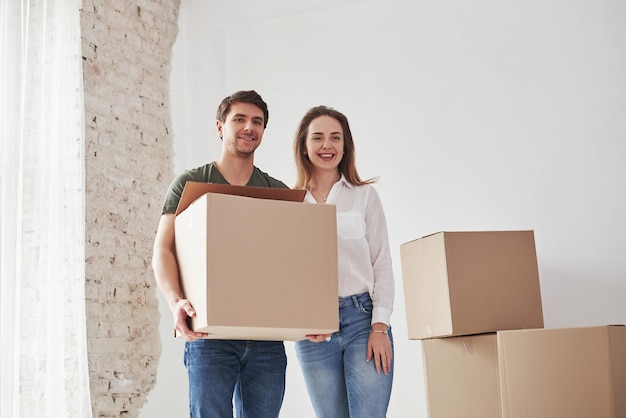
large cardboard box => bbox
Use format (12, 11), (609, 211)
(422, 333), (501, 418)
(498, 325), (626, 418)
(174, 182), (339, 341)
(400, 231), (544, 339)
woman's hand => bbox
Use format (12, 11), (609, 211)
(304, 333), (333, 343)
(366, 323), (392, 375)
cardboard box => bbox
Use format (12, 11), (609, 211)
(400, 231), (544, 339)
(422, 333), (501, 418)
(174, 182), (339, 341)
(498, 325), (626, 418)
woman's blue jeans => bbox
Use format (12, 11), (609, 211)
(184, 339), (286, 418)
(295, 293), (394, 418)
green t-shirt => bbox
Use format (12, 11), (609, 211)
(162, 162), (289, 214)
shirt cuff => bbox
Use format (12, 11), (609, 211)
(371, 306), (392, 327)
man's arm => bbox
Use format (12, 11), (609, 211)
(152, 213), (207, 341)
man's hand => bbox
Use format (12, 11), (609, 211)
(173, 298), (208, 341)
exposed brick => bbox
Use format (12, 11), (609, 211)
(81, 0), (179, 416)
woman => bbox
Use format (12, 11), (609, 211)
(293, 106), (395, 418)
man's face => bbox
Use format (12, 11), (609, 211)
(217, 102), (265, 157)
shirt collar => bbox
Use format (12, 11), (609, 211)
(338, 173), (353, 188)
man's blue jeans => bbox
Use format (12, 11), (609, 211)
(184, 339), (286, 418)
(295, 293), (394, 418)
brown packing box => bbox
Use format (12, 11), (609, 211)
(498, 325), (626, 418)
(422, 333), (501, 418)
(174, 181), (339, 341)
(400, 231), (544, 340)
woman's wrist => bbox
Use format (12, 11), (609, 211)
(371, 323), (389, 334)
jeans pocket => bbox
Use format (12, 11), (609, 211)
(358, 300), (372, 314)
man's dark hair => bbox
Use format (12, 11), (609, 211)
(216, 90), (269, 129)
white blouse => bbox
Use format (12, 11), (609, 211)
(305, 175), (395, 326)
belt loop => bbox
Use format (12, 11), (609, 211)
(351, 294), (359, 308)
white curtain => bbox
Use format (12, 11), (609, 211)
(0, 0), (92, 417)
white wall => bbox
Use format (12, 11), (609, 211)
(143, 0), (626, 416)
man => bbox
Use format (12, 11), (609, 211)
(152, 90), (288, 417)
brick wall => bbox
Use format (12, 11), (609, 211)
(80, 0), (180, 416)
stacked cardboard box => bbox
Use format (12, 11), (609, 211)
(401, 231), (626, 417)
(420, 333), (500, 417)
(400, 231), (544, 340)
(401, 231), (544, 417)
(174, 181), (339, 341)
(497, 325), (626, 418)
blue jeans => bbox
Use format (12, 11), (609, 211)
(295, 293), (394, 418)
(184, 339), (286, 418)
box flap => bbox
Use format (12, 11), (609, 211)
(175, 181), (307, 215)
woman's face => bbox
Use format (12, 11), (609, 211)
(305, 115), (344, 172)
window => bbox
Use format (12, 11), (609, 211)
(0, 1), (92, 416)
